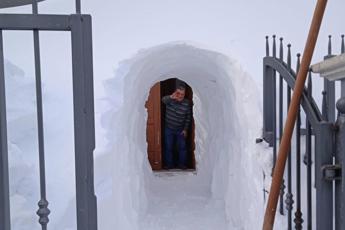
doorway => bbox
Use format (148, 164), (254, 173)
(145, 78), (195, 171)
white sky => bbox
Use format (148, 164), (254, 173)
(1, 0), (344, 100)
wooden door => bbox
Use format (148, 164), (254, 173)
(145, 82), (162, 170)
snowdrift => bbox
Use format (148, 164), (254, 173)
(97, 42), (270, 229)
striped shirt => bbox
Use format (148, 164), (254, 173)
(162, 95), (191, 131)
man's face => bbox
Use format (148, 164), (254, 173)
(175, 88), (185, 102)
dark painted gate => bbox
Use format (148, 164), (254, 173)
(0, 1), (97, 230)
(260, 35), (345, 230)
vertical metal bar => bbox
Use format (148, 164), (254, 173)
(315, 122), (333, 230)
(0, 29), (11, 230)
(273, 67), (277, 172)
(278, 38), (284, 215)
(81, 15), (97, 230)
(323, 35), (336, 122)
(341, 80), (345, 98)
(32, 0), (38, 14)
(335, 98), (345, 230)
(266, 36), (270, 57)
(263, 36), (275, 146)
(294, 53), (303, 230)
(323, 79), (335, 122)
(272, 35), (277, 173)
(71, 14), (97, 230)
(285, 44), (293, 226)
(31, 2), (50, 229)
(263, 64), (275, 146)
(294, 107), (303, 229)
(322, 90), (328, 120)
(341, 35), (345, 97)
(306, 70), (313, 230)
(279, 39), (284, 147)
(76, 0), (81, 14)
(273, 35), (277, 58)
(327, 35), (332, 56)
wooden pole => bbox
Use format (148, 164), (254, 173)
(262, 0), (328, 229)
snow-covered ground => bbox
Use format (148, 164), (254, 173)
(140, 171), (228, 230)
(4, 42), (279, 229)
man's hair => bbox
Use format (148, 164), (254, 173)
(176, 80), (186, 91)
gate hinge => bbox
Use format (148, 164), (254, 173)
(322, 164), (342, 181)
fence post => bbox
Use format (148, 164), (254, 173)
(71, 14), (97, 230)
(335, 97), (345, 230)
(323, 35), (336, 122)
(0, 30), (11, 230)
(315, 121), (334, 230)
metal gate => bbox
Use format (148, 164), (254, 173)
(261, 34), (345, 229)
(0, 1), (97, 229)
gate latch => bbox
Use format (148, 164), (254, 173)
(322, 164), (342, 181)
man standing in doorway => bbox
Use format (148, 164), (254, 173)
(162, 81), (191, 170)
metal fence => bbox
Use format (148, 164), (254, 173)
(0, 1), (97, 230)
(262, 34), (345, 230)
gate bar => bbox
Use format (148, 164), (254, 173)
(31, 1), (50, 229)
(0, 30), (11, 230)
(71, 14), (97, 230)
(263, 0), (328, 229)
(0, 14), (70, 31)
(76, 0), (81, 14)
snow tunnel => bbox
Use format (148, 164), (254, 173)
(96, 42), (270, 230)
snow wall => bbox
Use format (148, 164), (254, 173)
(97, 42), (271, 229)
(5, 59), (77, 230)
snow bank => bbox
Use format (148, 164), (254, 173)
(5, 60), (77, 230)
(97, 42), (269, 229)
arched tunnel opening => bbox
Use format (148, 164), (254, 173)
(95, 42), (269, 230)
(145, 78), (196, 171)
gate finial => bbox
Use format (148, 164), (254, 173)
(296, 53), (301, 74)
(266, 36), (270, 57)
(328, 35), (332, 56)
(279, 38), (284, 61)
(273, 35), (277, 58)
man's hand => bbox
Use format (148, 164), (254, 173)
(170, 91), (178, 100)
(181, 130), (188, 138)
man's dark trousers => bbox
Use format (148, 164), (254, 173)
(164, 127), (187, 168)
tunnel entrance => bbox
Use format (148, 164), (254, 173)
(97, 42), (265, 230)
(145, 78), (195, 170)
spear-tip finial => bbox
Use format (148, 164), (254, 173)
(328, 35), (332, 56)
(265, 36), (270, 56)
(273, 35), (277, 58)
(279, 37), (284, 60)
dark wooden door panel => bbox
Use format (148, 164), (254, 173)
(145, 82), (162, 170)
